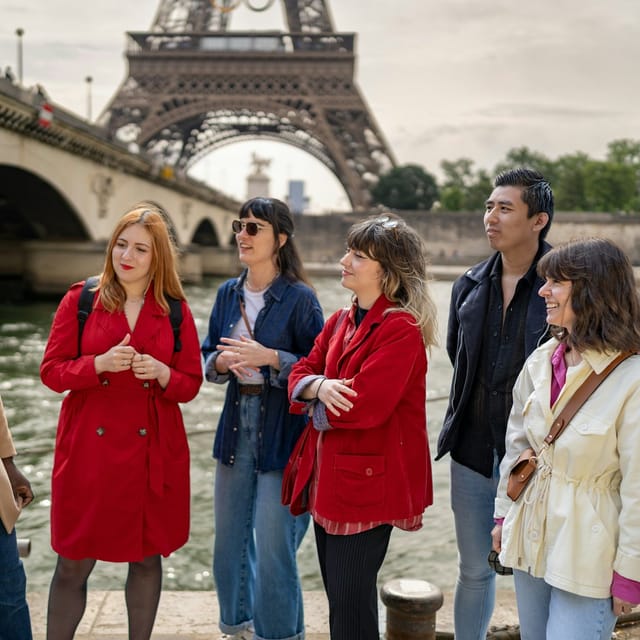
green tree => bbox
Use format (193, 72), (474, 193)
(606, 139), (640, 212)
(371, 164), (439, 210)
(464, 169), (493, 211)
(583, 160), (637, 212)
(493, 147), (557, 184)
(439, 158), (474, 210)
(606, 139), (640, 166)
(553, 152), (590, 211)
(439, 159), (492, 211)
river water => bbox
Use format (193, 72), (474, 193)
(0, 274), (474, 594)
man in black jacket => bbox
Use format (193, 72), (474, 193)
(436, 168), (554, 640)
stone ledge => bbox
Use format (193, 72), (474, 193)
(27, 588), (519, 639)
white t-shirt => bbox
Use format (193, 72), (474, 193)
(233, 286), (266, 384)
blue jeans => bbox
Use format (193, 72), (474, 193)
(0, 520), (32, 640)
(213, 394), (310, 640)
(450, 455), (500, 640)
(514, 570), (617, 640)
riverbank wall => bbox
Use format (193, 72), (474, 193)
(3, 210), (640, 299)
(294, 210), (640, 267)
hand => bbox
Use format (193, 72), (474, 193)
(2, 458), (34, 509)
(614, 597), (637, 617)
(491, 523), (503, 552)
(217, 336), (265, 377)
(317, 377), (357, 416)
(132, 353), (169, 384)
(95, 334), (136, 374)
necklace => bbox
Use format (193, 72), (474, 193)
(244, 271), (279, 293)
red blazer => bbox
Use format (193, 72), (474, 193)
(288, 295), (433, 523)
(41, 281), (203, 561)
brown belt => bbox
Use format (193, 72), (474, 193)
(238, 384), (263, 396)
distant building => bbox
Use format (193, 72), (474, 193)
(287, 180), (309, 215)
(246, 152), (271, 199)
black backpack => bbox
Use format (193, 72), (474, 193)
(77, 276), (183, 357)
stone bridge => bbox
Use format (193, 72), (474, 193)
(0, 77), (242, 296)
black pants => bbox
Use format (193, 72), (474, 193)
(314, 522), (392, 640)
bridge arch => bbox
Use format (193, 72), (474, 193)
(0, 164), (89, 241)
(191, 218), (230, 247)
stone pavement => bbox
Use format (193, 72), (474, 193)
(27, 588), (520, 639)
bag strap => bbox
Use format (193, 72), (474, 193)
(167, 295), (183, 353)
(77, 276), (183, 356)
(77, 276), (100, 357)
(239, 299), (255, 339)
(544, 351), (634, 446)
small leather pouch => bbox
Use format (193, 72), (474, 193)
(506, 448), (537, 501)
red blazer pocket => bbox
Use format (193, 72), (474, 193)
(333, 454), (385, 508)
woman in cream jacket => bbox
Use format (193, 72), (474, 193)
(492, 238), (640, 640)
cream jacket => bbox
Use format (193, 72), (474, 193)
(495, 339), (640, 598)
(0, 394), (20, 532)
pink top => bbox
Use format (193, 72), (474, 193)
(550, 342), (567, 406)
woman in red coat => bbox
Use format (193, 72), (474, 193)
(40, 203), (202, 640)
(288, 213), (438, 640)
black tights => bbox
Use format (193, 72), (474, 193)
(46, 554), (162, 640)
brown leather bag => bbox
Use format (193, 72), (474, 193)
(506, 448), (538, 501)
(507, 351), (633, 501)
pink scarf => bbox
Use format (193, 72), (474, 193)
(550, 342), (568, 406)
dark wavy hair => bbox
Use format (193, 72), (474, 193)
(537, 238), (640, 352)
(494, 168), (554, 240)
(239, 197), (311, 285)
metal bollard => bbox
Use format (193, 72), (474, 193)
(17, 538), (31, 558)
(380, 578), (443, 640)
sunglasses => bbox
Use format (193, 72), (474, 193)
(373, 215), (400, 231)
(232, 219), (266, 236)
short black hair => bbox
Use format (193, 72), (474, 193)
(494, 168), (554, 240)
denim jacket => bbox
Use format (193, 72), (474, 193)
(202, 271), (324, 471)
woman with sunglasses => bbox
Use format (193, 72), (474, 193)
(202, 197), (324, 640)
(287, 213), (438, 639)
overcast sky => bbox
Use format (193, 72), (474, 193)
(1, 0), (639, 211)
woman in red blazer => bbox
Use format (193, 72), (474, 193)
(41, 203), (202, 640)
(288, 213), (438, 640)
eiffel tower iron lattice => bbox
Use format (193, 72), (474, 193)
(99, 0), (396, 210)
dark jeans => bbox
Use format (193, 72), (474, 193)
(0, 520), (32, 640)
(314, 522), (392, 640)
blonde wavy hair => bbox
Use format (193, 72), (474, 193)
(346, 212), (438, 347)
(96, 202), (185, 314)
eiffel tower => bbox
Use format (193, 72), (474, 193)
(99, 0), (396, 210)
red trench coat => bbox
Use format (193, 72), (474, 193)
(288, 295), (433, 523)
(41, 281), (203, 561)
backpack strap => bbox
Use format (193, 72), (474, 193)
(77, 276), (100, 357)
(77, 276), (183, 355)
(167, 296), (183, 353)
